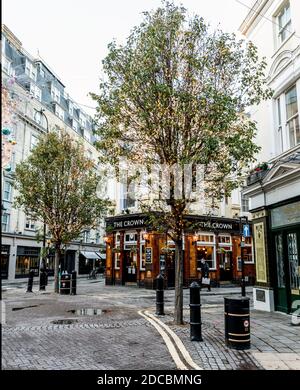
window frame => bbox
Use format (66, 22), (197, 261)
(3, 181), (12, 202)
(285, 85), (299, 148)
(277, 2), (292, 45)
(2, 213), (10, 232)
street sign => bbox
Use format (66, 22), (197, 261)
(243, 224), (250, 237)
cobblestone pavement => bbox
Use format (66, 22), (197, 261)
(157, 305), (300, 370)
(2, 280), (300, 370)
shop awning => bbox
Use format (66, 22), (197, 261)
(96, 252), (106, 260)
(80, 251), (101, 260)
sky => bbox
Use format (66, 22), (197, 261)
(2, 0), (254, 115)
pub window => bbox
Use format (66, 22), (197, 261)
(114, 252), (120, 269)
(218, 235), (231, 245)
(196, 233), (216, 270)
(125, 233), (137, 242)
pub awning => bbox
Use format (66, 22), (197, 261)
(80, 251), (101, 260)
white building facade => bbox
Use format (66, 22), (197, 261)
(1, 25), (106, 282)
(240, 0), (300, 313)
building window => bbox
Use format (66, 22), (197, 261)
(82, 230), (91, 243)
(72, 118), (79, 131)
(2, 57), (12, 75)
(25, 59), (37, 81)
(276, 97), (283, 153)
(69, 102), (74, 117)
(30, 84), (42, 101)
(51, 84), (60, 103)
(125, 233), (138, 243)
(40, 68), (45, 78)
(30, 134), (39, 150)
(277, 2), (292, 44)
(3, 181), (12, 201)
(285, 86), (299, 148)
(25, 218), (36, 230)
(2, 213), (10, 232)
(55, 104), (65, 121)
(79, 113), (86, 128)
(196, 233), (216, 270)
(15, 246), (40, 278)
(241, 195), (249, 212)
(114, 252), (120, 269)
(218, 235), (231, 245)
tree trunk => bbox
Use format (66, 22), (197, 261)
(54, 243), (61, 293)
(174, 239), (184, 325)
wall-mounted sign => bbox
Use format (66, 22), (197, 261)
(254, 222), (267, 283)
(159, 254), (166, 272)
(145, 248), (152, 264)
(256, 289), (266, 302)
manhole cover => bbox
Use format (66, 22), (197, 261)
(51, 319), (78, 325)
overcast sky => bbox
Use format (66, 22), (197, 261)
(2, 0), (254, 115)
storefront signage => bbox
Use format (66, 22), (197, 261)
(271, 201), (300, 229)
(254, 223), (267, 283)
(145, 248), (152, 264)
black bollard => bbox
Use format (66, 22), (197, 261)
(71, 270), (77, 295)
(27, 269), (34, 293)
(190, 281), (203, 341)
(39, 269), (46, 291)
(156, 274), (165, 315)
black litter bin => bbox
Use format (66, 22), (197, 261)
(60, 273), (71, 295)
(224, 296), (250, 350)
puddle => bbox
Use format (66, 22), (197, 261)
(12, 305), (39, 311)
(51, 319), (78, 325)
(67, 308), (107, 316)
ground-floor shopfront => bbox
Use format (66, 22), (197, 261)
(1, 233), (105, 282)
(250, 198), (300, 314)
(104, 214), (255, 289)
(243, 146), (300, 314)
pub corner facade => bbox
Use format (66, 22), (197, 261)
(240, 0), (300, 314)
(104, 214), (255, 290)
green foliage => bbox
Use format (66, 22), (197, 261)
(91, 2), (272, 191)
(14, 131), (110, 246)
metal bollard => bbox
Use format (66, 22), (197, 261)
(39, 269), (47, 291)
(27, 269), (34, 293)
(156, 274), (165, 315)
(71, 270), (77, 295)
(190, 281), (203, 341)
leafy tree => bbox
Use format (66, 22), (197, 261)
(91, 1), (272, 324)
(14, 131), (110, 293)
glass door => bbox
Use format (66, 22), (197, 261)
(287, 232), (300, 313)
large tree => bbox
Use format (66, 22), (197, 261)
(14, 131), (110, 293)
(91, 2), (272, 324)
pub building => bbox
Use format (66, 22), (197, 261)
(104, 214), (255, 289)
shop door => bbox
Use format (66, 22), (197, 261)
(287, 231), (300, 314)
(274, 233), (288, 313)
(123, 250), (137, 283)
(275, 231), (300, 313)
(219, 252), (233, 281)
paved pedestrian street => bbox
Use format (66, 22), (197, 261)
(2, 279), (300, 370)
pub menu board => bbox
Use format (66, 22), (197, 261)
(145, 248), (152, 264)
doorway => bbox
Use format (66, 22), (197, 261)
(219, 251), (233, 281)
(123, 250), (137, 284)
(274, 229), (300, 313)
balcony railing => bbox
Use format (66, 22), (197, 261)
(246, 169), (269, 186)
